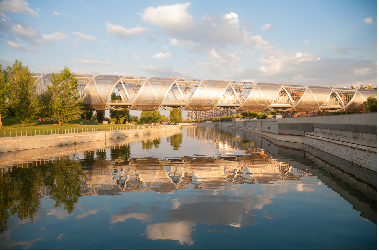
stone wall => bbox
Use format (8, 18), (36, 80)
(0, 126), (182, 153)
(230, 113), (377, 172)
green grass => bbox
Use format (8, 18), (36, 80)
(0, 116), (160, 138)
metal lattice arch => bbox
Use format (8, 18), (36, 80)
(33, 74), (377, 112)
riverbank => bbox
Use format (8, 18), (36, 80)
(199, 113), (377, 172)
(0, 125), (181, 157)
(0, 125), (181, 167)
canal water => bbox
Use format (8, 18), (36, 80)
(0, 127), (376, 249)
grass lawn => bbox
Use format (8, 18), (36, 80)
(0, 116), (157, 138)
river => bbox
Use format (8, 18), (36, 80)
(0, 126), (376, 249)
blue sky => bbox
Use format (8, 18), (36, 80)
(0, 0), (377, 89)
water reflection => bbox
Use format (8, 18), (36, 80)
(0, 158), (83, 233)
(0, 127), (376, 250)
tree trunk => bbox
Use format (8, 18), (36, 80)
(22, 121), (24, 127)
(0, 114), (2, 129)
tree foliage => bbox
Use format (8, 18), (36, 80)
(110, 108), (130, 124)
(96, 110), (105, 123)
(7, 60), (39, 127)
(140, 110), (164, 124)
(84, 110), (93, 120)
(38, 92), (51, 118)
(47, 67), (82, 125)
(170, 108), (182, 123)
(362, 97), (377, 112)
(0, 64), (9, 129)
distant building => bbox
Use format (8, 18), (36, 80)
(187, 109), (241, 120)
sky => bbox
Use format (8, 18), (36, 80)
(0, 0), (377, 110)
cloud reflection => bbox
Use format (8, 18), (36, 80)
(146, 221), (195, 245)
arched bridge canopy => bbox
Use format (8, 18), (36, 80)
(33, 74), (377, 112)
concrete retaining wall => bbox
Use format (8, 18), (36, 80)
(0, 126), (182, 167)
(0, 126), (181, 153)
(231, 113), (377, 171)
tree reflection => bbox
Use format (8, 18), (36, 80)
(43, 158), (84, 214)
(0, 158), (84, 233)
(96, 149), (106, 160)
(168, 134), (183, 150)
(153, 138), (160, 149)
(110, 144), (131, 165)
(142, 140), (153, 150)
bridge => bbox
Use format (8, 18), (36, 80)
(33, 74), (377, 112)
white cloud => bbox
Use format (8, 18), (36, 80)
(258, 50), (314, 74)
(73, 59), (127, 68)
(209, 49), (241, 65)
(71, 68), (126, 76)
(7, 40), (34, 51)
(12, 24), (40, 38)
(0, 57), (13, 66)
(244, 48), (254, 56)
(363, 17), (372, 24)
(133, 55), (140, 59)
(139, 65), (191, 78)
(223, 12), (239, 26)
(354, 67), (370, 75)
(169, 38), (192, 47)
(106, 22), (149, 40)
(142, 3), (251, 48)
(72, 31), (96, 41)
(304, 40), (310, 43)
(53, 11), (59, 15)
(251, 35), (272, 51)
(141, 2), (193, 30)
(261, 24), (272, 31)
(0, 0), (38, 17)
(42, 32), (68, 40)
(162, 45), (168, 49)
(7, 40), (20, 49)
(233, 68), (244, 73)
(328, 45), (359, 55)
(232, 52), (376, 88)
(151, 52), (173, 59)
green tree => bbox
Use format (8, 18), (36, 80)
(362, 97), (377, 112)
(110, 108), (130, 124)
(96, 110), (105, 123)
(241, 111), (249, 118)
(38, 92), (51, 119)
(0, 64), (9, 129)
(152, 110), (163, 123)
(170, 108), (182, 123)
(140, 111), (154, 124)
(84, 110), (93, 120)
(249, 111), (258, 118)
(7, 60), (39, 127)
(110, 92), (122, 101)
(47, 67), (82, 125)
